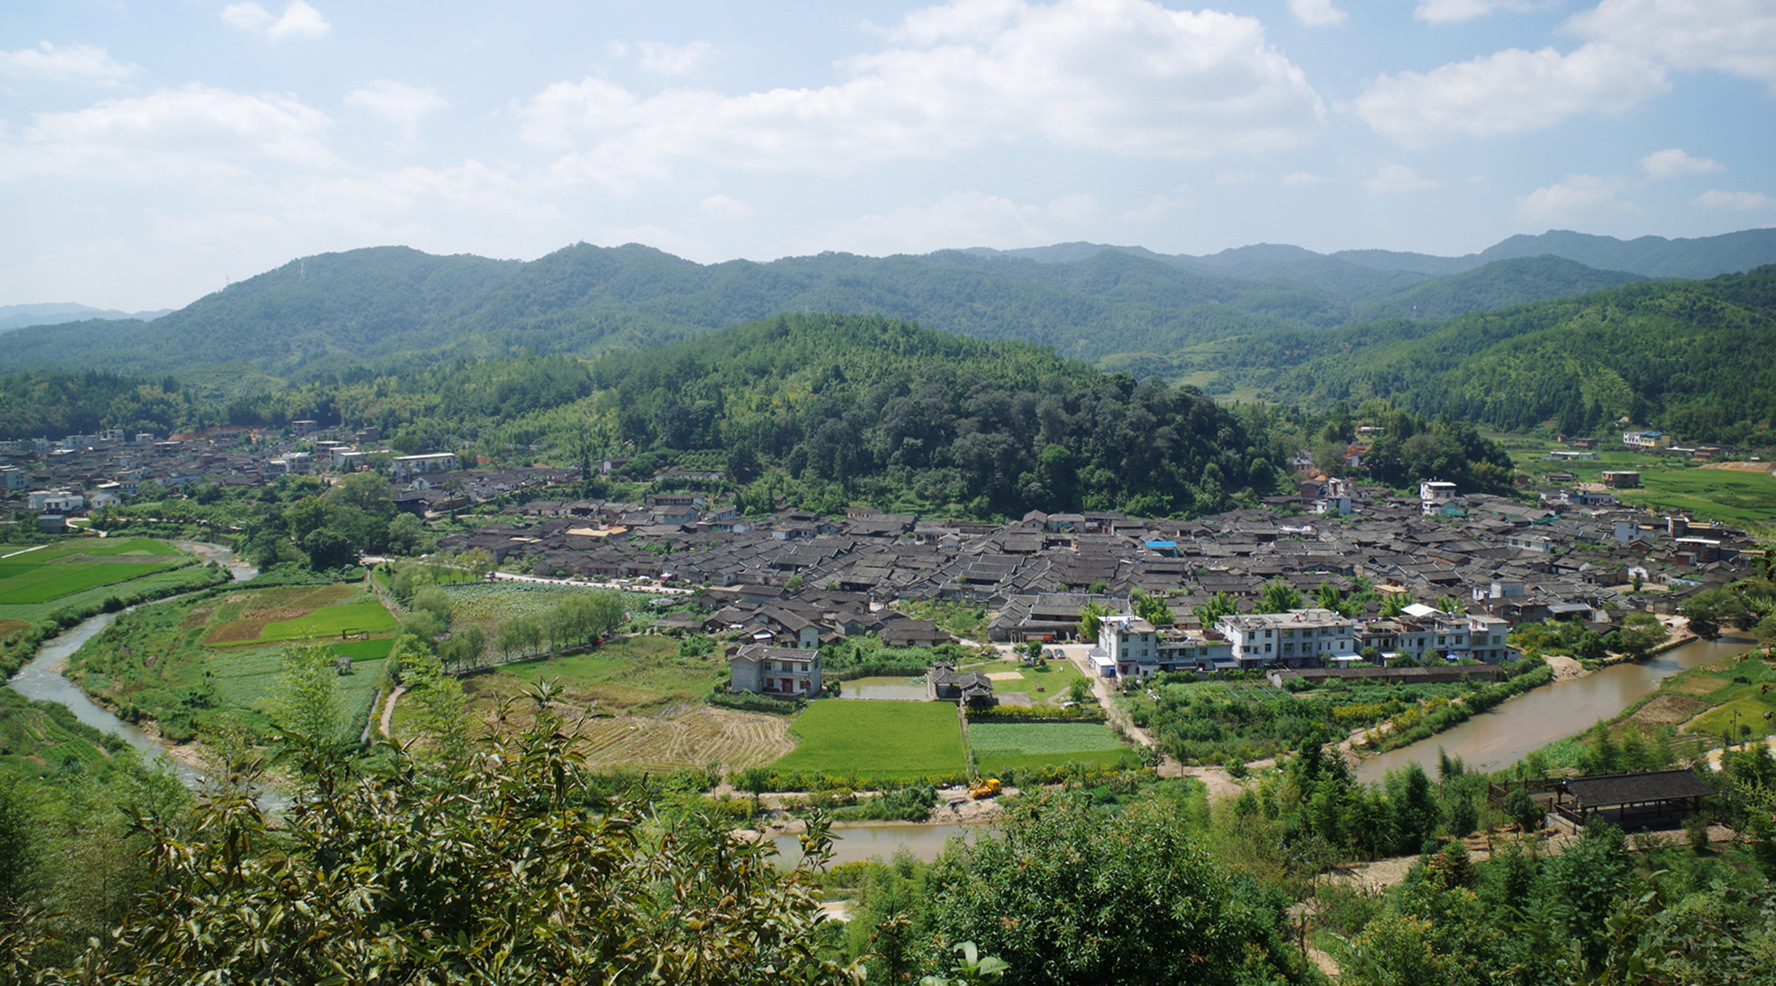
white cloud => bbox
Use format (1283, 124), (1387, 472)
(1365, 164), (1438, 193)
(520, 0), (1325, 189)
(636, 41), (715, 76)
(1515, 173), (1636, 221)
(345, 80), (446, 152)
(1690, 189), (1776, 211)
(0, 42), (137, 85)
(222, 1), (331, 42)
(1, 84), (335, 183)
(1638, 147), (1721, 180)
(1568, 0), (1776, 92)
(1413, 0), (1535, 24)
(1356, 42), (1667, 144)
(819, 190), (1098, 254)
(699, 194), (755, 219)
(888, 0), (1025, 44)
(1288, 0), (1347, 27)
(1116, 189), (1191, 222)
(1281, 171), (1329, 185)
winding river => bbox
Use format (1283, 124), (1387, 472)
(9, 545), (1758, 854)
(1354, 632), (1756, 784)
(5, 540), (256, 789)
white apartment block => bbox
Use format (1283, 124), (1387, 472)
(28, 490), (84, 512)
(1356, 609), (1513, 664)
(1094, 612), (1235, 678)
(1215, 609), (1359, 670)
(1419, 480), (1458, 516)
(392, 452), (460, 478)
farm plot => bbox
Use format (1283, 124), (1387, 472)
(67, 584), (395, 743)
(261, 601), (398, 642)
(963, 659), (1090, 705)
(771, 700), (965, 778)
(448, 697), (793, 772)
(201, 585), (392, 645)
(0, 539), (212, 626)
(443, 581), (613, 637)
(0, 537), (190, 606)
(967, 721), (1135, 773)
(461, 635), (725, 714)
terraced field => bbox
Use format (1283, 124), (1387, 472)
(468, 699), (794, 772)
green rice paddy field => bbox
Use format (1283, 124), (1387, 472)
(968, 722), (1136, 773)
(1500, 439), (1776, 525)
(0, 537), (202, 626)
(772, 700), (965, 778)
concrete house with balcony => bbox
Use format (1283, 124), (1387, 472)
(1215, 608), (1359, 670)
(1094, 612), (1234, 678)
(727, 643), (822, 698)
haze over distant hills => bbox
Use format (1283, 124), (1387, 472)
(1, 228), (1770, 388)
(0, 303), (171, 334)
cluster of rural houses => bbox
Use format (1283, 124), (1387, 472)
(0, 425), (570, 531)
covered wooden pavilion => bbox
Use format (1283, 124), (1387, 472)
(1550, 769), (1714, 829)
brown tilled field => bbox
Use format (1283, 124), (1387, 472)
(484, 702), (794, 772)
(1630, 692), (1709, 726)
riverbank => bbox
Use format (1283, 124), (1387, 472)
(4, 541), (256, 788)
(1353, 632), (1755, 783)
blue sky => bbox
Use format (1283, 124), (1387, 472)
(3, 0), (1773, 310)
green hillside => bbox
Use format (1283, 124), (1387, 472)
(574, 313), (1286, 516)
(9, 234), (1762, 385)
(1274, 265), (1776, 442)
(1352, 256), (1648, 322)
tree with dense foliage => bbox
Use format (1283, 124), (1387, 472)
(923, 791), (1310, 986)
(3, 683), (859, 985)
(1254, 579), (1304, 615)
(1130, 589), (1173, 627)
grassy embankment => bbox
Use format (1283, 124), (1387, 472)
(66, 583), (397, 742)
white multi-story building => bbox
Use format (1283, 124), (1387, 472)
(392, 452), (460, 478)
(1622, 431), (1669, 452)
(1093, 612), (1235, 678)
(28, 490), (84, 512)
(1419, 480), (1458, 516)
(1356, 606), (1514, 664)
(1215, 608), (1359, 670)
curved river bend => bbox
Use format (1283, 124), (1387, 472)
(6, 541), (256, 788)
(1355, 633), (1755, 784)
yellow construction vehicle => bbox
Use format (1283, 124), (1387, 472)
(968, 778), (1001, 799)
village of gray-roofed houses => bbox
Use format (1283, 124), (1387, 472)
(3, 424), (1755, 675)
(436, 476), (1756, 674)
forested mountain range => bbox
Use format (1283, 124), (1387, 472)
(3, 229), (1771, 386)
(1217, 265), (1776, 444)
